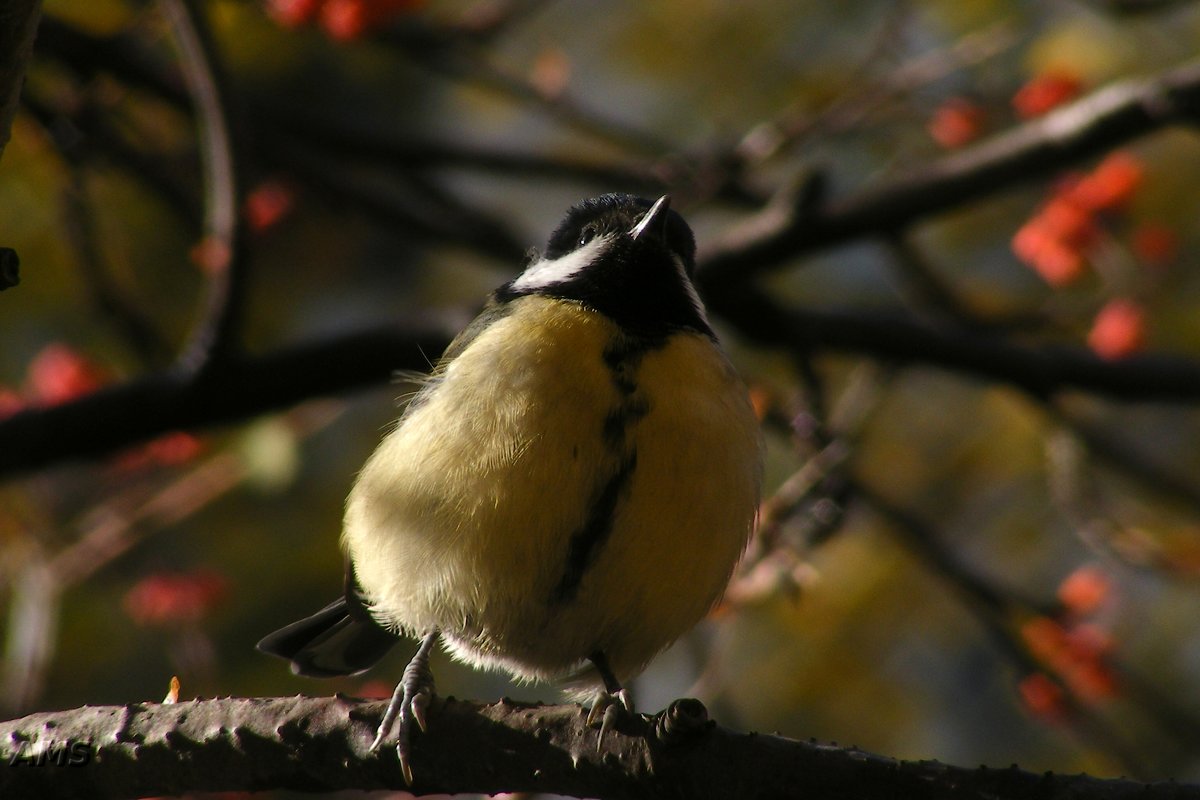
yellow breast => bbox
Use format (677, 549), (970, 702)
(343, 295), (762, 686)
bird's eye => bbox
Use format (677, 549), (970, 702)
(577, 225), (597, 248)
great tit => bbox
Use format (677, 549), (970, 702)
(258, 194), (763, 781)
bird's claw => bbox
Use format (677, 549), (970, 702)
(370, 631), (438, 785)
(587, 688), (633, 751)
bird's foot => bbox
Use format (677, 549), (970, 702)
(587, 687), (634, 750)
(370, 630), (439, 785)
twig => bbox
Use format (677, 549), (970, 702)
(269, 138), (528, 262)
(1051, 402), (1200, 514)
(1, 559), (58, 716)
(47, 402), (343, 588)
(390, 30), (674, 157)
(261, 110), (671, 192)
(162, 0), (247, 372)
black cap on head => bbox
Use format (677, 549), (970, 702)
(544, 194), (697, 274)
(500, 194), (710, 338)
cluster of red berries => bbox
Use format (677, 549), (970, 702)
(1018, 565), (1120, 722)
(929, 70), (1178, 361)
(124, 569), (230, 626)
(265, 0), (423, 41)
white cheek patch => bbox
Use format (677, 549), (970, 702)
(511, 235), (612, 292)
(674, 254), (710, 327)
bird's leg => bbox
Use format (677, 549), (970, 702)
(371, 629), (439, 785)
(586, 650), (633, 749)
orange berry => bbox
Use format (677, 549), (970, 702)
(1063, 622), (1114, 661)
(1034, 240), (1086, 286)
(1020, 616), (1069, 663)
(189, 236), (232, 276)
(1088, 298), (1146, 360)
(26, 344), (106, 406)
(1066, 152), (1144, 212)
(243, 180), (296, 233)
(1057, 564), (1112, 616)
(1018, 672), (1067, 722)
(1066, 659), (1120, 701)
(1012, 216), (1089, 287)
(320, 0), (423, 40)
(1013, 71), (1084, 118)
(1038, 198), (1096, 249)
(123, 570), (229, 626)
(266, 0), (324, 28)
(927, 98), (986, 149)
(530, 47), (572, 100)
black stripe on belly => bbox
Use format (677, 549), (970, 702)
(550, 331), (663, 605)
(551, 450), (638, 604)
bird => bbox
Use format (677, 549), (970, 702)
(258, 193), (763, 783)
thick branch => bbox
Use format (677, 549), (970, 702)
(699, 59), (1200, 281)
(4, 295), (1200, 480)
(1, 695), (1195, 799)
(0, 321), (452, 479)
(705, 287), (1200, 403)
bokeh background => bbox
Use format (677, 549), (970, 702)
(4, 0), (1200, 792)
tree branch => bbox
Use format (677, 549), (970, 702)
(0, 320), (452, 479)
(703, 286), (1200, 403)
(4, 293), (1200, 480)
(1, 695), (1195, 799)
(698, 58), (1200, 282)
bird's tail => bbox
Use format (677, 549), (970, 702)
(257, 596), (398, 678)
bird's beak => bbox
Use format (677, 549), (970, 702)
(629, 195), (670, 242)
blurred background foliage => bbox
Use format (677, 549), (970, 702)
(4, 0), (1200, 791)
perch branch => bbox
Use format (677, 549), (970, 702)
(1, 695), (1196, 799)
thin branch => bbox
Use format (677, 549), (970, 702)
(162, 0), (248, 372)
(1, 695), (1195, 799)
(852, 480), (1153, 776)
(699, 58), (1200, 283)
(47, 401), (342, 588)
(884, 234), (1058, 334)
(1052, 404), (1200, 515)
(271, 138), (528, 263)
(387, 27), (674, 157)
(20, 88), (203, 227)
(263, 111), (673, 192)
